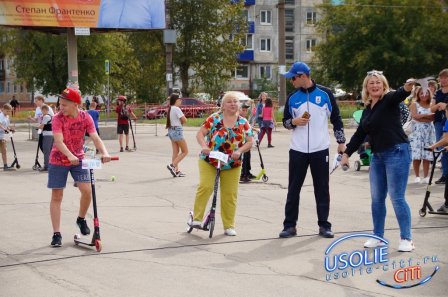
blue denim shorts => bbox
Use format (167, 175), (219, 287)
(168, 126), (184, 142)
(47, 163), (90, 189)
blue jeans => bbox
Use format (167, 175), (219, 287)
(369, 143), (412, 240)
(434, 121), (448, 177)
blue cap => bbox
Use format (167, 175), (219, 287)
(282, 62), (311, 79)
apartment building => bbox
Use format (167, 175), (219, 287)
(229, 0), (325, 95)
(0, 56), (30, 104)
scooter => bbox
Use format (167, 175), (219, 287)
(419, 148), (448, 217)
(129, 118), (137, 151)
(32, 132), (42, 170)
(74, 156), (119, 252)
(187, 151), (228, 238)
(253, 137), (268, 182)
(5, 130), (20, 169)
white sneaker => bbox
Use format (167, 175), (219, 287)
(364, 238), (386, 248)
(398, 239), (415, 252)
(422, 177), (430, 184)
(190, 220), (202, 228)
(224, 228), (237, 236)
(414, 177), (421, 184)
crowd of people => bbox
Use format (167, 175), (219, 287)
(1, 62), (448, 251)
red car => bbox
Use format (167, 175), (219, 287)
(146, 98), (218, 119)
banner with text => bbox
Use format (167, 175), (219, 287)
(0, 0), (165, 29)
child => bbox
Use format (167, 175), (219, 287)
(240, 103), (256, 182)
(37, 105), (53, 172)
(48, 88), (111, 247)
(0, 104), (14, 171)
(428, 104), (448, 213)
(258, 98), (275, 148)
(85, 100), (100, 152)
(115, 96), (137, 152)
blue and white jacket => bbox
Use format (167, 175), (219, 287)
(282, 81), (346, 153)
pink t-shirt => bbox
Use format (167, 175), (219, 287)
(50, 110), (96, 166)
(262, 106), (273, 121)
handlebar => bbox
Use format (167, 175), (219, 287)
(424, 147), (446, 153)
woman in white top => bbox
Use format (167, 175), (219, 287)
(166, 94), (188, 177)
(409, 86), (435, 183)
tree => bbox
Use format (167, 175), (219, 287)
(314, 0), (448, 90)
(171, 0), (247, 96)
(0, 28), (166, 102)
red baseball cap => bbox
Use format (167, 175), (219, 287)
(117, 95), (127, 101)
(58, 88), (81, 104)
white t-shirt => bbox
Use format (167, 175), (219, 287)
(41, 114), (53, 136)
(34, 106), (54, 123)
(0, 112), (10, 140)
(169, 106), (184, 127)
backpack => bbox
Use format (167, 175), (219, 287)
(120, 105), (129, 120)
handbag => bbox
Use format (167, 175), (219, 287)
(402, 113), (414, 136)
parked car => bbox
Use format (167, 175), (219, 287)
(146, 98), (218, 119)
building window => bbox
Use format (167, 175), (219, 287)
(20, 84), (24, 93)
(242, 9), (249, 22)
(0, 81), (4, 93)
(285, 0), (295, 4)
(0, 59), (3, 70)
(235, 65), (249, 79)
(260, 10), (272, 25)
(260, 38), (271, 52)
(13, 83), (17, 93)
(259, 65), (272, 79)
(7, 82), (10, 93)
(243, 34), (253, 50)
(286, 36), (294, 60)
(285, 9), (294, 32)
(306, 11), (317, 25)
(306, 39), (317, 53)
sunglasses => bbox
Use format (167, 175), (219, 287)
(367, 70), (383, 76)
(291, 74), (303, 81)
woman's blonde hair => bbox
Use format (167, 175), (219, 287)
(361, 71), (390, 105)
(220, 91), (241, 113)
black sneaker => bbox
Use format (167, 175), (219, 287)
(125, 146), (130, 151)
(268, 144), (275, 148)
(76, 217), (91, 235)
(120, 147), (124, 152)
(435, 176), (447, 184)
(279, 227), (297, 238)
(239, 176), (250, 183)
(319, 227), (334, 238)
(51, 232), (62, 247)
(248, 173), (257, 179)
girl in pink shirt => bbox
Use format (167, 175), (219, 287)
(258, 98), (275, 148)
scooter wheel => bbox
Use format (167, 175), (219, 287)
(419, 209), (427, 217)
(354, 161), (361, 171)
(16, 164), (21, 169)
(208, 219), (215, 239)
(95, 239), (102, 252)
(262, 175), (269, 182)
(32, 165), (38, 170)
(74, 234), (81, 245)
(186, 212), (194, 233)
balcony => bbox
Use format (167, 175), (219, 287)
(231, 0), (256, 5)
(248, 21), (255, 33)
(237, 50), (254, 61)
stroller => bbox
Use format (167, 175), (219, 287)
(352, 110), (372, 171)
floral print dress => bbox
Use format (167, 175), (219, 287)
(200, 112), (253, 170)
(409, 102), (435, 161)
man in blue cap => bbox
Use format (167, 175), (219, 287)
(279, 62), (346, 239)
